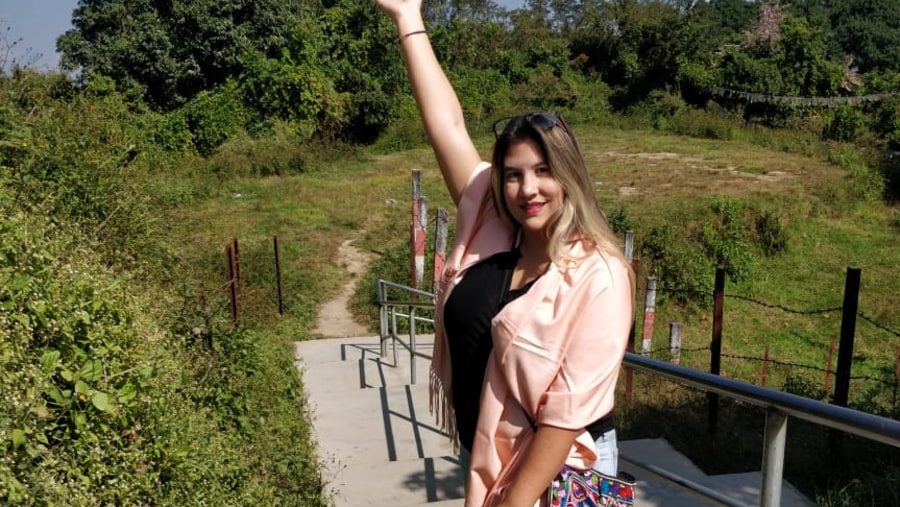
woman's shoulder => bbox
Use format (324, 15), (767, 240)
(559, 244), (631, 292)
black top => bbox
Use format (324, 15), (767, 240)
(444, 249), (521, 451)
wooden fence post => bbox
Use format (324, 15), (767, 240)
(708, 267), (725, 434)
(669, 322), (682, 364)
(761, 343), (769, 387)
(831, 267), (861, 452)
(433, 208), (448, 293)
(641, 276), (657, 354)
(274, 235), (284, 315)
(833, 267), (861, 409)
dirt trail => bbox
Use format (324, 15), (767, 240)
(312, 239), (374, 338)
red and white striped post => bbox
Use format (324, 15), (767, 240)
(410, 170), (427, 290)
(433, 208), (449, 293)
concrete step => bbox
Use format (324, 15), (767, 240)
(620, 439), (814, 507)
(327, 456), (464, 507)
(305, 376), (455, 466)
(296, 335), (436, 389)
(296, 336), (815, 507)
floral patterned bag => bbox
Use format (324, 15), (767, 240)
(548, 464), (636, 507)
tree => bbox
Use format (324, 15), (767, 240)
(572, 0), (689, 105)
(829, 0), (900, 74)
(58, 0), (307, 110)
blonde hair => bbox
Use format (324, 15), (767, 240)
(490, 115), (634, 288)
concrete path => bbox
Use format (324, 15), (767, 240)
(295, 334), (816, 507)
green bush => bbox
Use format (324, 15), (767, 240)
(0, 208), (155, 505)
(700, 198), (755, 283)
(512, 70), (579, 111)
(822, 105), (868, 142)
(753, 209), (789, 256)
(827, 148), (886, 203)
(183, 82), (249, 157)
(605, 202), (634, 234)
(669, 106), (736, 141)
(638, 222), (714, 305)
(206, 121), (308, 177)
(447, 66), (513, 123)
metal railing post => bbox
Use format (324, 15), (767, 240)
(760, 407), (788, 506)
(410, 306), (417, 384)
(378, 281), (387, 357)
(391, 307), (398, 365)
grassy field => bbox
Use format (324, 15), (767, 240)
(169, 120), (900, 505)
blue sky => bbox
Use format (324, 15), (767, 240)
(0, 0), (525, 72)
(1, 0), (78, 71)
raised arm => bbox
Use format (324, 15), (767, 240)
(375, 0), (482, 205)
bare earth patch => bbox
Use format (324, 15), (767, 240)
(312, 239), (374, 338)
(592, 151), (837, 199)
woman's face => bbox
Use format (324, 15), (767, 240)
(501, 138), (564, 239)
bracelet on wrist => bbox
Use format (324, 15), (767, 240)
(398, 29), (427, 42)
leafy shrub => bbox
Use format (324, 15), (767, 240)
(240, 55), (348, 141)
(0, 72), (163, 266)
(183, 81), (248, 157)
(371, 114), (429, 154)
(605, 202), (634, 234)
(638, 223), (714, 305)
(207, 121), (308, 177)
(0, 208), (154, 505)
(827, 148), (886, 203)
(782, 375), (827, 401)
(700, 198), (755, 283)
(512, 70), (579, 111)
(153, 110), (195, 154)
(753, 209), (789, 256)
(822, 105), (868, 142)
(669, 106), (736, 141)
(447, 67), (512, 124)
(561, 76), (612, 124)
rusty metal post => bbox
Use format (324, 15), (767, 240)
(708, 268), (725, 434)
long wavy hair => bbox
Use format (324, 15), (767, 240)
(490, 114), (633, 287)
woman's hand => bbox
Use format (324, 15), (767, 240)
(374, 0), (423, 24)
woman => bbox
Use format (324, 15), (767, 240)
(374, 1), (635, 506)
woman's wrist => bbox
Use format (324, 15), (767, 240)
(393, 13), (425, 39)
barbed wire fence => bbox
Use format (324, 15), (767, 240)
(626, 263), (900, 420)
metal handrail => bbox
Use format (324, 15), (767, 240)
(373, 278), (900, 506)
(626, 354), (900, 447)
(376, 279), (436, 384)
(625, 353), (900, 506)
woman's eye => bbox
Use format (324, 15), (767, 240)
(504, 171), (521, 181)
(536, 166), (551, 175)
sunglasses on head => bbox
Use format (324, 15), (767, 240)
(492, 112), (575, 141)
